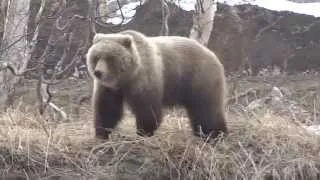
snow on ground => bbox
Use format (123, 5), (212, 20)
(107, 0), (320, 25)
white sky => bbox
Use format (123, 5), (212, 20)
(249, 0), (320, 17)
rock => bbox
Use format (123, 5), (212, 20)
(302, 125), (320, 135)
(247, 86), (316, 125)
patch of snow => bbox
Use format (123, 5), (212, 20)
(106, 2), (141, 24)
(303, 125), (320, 135)
(174, 0), (196, 11)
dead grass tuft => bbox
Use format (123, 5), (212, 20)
(0, 105), (319, 180)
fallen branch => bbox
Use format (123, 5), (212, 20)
(254, 16), (283, 42)
(0, 62), (40, 76)
(36, 79), (68, 121)
(48, 102), (68, 120)
(227, 88), (261, 105)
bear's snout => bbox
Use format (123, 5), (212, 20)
(94, 70), (103, 79)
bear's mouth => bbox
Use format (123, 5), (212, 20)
(98, 77), (118, 90)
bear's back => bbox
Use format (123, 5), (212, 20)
(148, 36), (224, 106)
(150, 36), (221, 67)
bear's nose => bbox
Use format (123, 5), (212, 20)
(94, 70), (102, 79)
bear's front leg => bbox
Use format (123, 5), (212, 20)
(92, 81), (124, 139)
(127, 94), (163, 137)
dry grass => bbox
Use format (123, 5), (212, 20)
(0, 75), (319, 179)
(0, 104), (319, 180)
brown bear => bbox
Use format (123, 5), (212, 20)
(86, 30), (228, 140)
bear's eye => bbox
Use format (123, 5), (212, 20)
(106, 55), (115, 61)
(106, 55), (116, 66)
(92, 55), (99, 63)
(119, 66), (125, 73)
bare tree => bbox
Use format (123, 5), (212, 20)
(0, 0), (66, 118)
(0, 0), (32, 110)
(0, 0), (90, 119)
(189, 0), (217, 46)
(0, 0), (8, 47)
(0, 0), (129, 116)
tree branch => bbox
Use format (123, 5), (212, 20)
(254, 16), (283, 42)
(0, 62), (40, 76)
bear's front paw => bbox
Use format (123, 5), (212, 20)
(95, 134), (109, 140)
(193, 128), (227, 141)
(95, 128), (111, 140)
(136, 130), (154, 137)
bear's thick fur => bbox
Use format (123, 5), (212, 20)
(86, 30), (228, 139)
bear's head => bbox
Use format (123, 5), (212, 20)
(86, 33), (141, 90)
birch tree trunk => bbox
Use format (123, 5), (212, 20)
(98, 0), (108, 22)
(189, 0), (216, 46)
(0, 0), (8, 47)
(0, 0), (31, 110)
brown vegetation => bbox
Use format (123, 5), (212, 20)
(0, 74), (319, 180)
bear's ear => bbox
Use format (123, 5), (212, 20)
(121, 35), (132, 48)
(92, 33), (104, 44)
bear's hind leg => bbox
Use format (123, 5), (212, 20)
(93, 82), (124, 139)
(185, 101), (227, 139)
